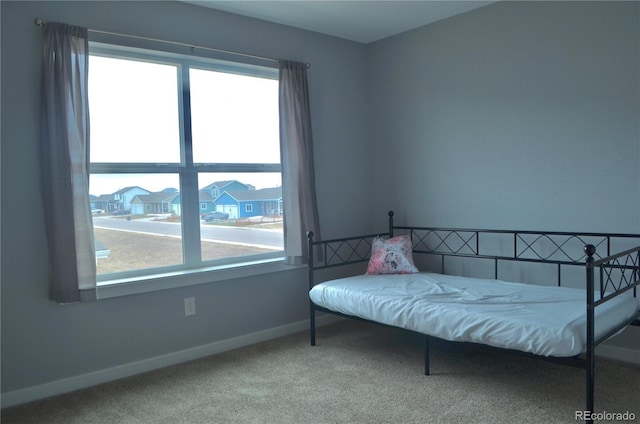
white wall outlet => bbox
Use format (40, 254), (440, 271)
(184, 297), (196, 316)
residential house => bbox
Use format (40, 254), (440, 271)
(199, 180), (254, 215)
(90, 193), (117, 213)
(112, 186), (150, 213)
(198, 189), (216, 216)
(131, 190), (181, 215)
(214, 187), (282, 219)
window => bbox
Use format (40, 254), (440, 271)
(88, 43), (283, 282)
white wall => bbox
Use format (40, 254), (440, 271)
(1, 0), (371, 404)
(366, 1), (639, 357)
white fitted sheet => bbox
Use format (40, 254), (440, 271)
(309, 273), (639, 357)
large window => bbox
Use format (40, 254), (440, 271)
(88, 44), (283, 281)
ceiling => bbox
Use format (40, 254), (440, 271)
(181, 1), (496, 44)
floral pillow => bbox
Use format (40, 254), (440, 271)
(365, 235), (419, 275)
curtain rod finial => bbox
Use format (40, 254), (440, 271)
(34, 18), (46, 27)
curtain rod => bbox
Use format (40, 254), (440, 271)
(34, 18), (310, 68)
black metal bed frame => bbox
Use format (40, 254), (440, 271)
(307, 211), (640, 423)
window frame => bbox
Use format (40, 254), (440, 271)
(88, 40), (286, 291)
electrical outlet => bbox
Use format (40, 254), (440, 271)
(184, 297), (196, 316)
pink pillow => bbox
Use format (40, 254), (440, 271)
(365, 235), (418, 275)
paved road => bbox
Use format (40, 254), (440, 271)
(93, 216), (283, 249)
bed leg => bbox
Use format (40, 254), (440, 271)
(585, 244), (596, 424)
(424, 335), (430, 375)
(586, 352), (594, 424)
(310, 303), (316, 346)
(586, 323), (595, 424)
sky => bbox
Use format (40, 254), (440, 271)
(88, 55), (280, 196)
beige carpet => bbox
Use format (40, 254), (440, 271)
(2, 320), (639, 424)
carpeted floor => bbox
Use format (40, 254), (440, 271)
(2, 320), (639, 423)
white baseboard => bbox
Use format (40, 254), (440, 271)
(4, 315), (635, 409)
(1, 315), (343, 408)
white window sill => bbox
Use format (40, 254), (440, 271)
(97, 258), (305, 299)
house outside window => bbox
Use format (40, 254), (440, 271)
(88, 42), (284, 282)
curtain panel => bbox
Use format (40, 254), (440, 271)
(40, 22), (96, 302)
(278, 60), (321, 265)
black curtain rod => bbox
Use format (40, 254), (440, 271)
(34, 18), (310, 68)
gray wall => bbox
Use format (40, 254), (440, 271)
(367, 1), (639, 233)
(1, 0), (371, 397)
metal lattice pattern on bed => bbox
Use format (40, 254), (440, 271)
(395, 221), (639, 289)
(410, 229), (478, 256)
(307, 231), (389, 269)
(402, 227), (620, 263)
(596, 246), (640, 302)
(515, 233), (609, 262)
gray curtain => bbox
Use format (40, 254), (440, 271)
(279, 60), (320, 265)
(40, 22), (96, 302)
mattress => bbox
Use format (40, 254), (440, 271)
(309, 272), (639, 357)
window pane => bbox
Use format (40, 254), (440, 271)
(88, 44), (285, 282)
(198, 173), (283, 262)
(90, 174), (183, 275)
(89, 56), (181, 163)
(190, 70), (280, 164)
